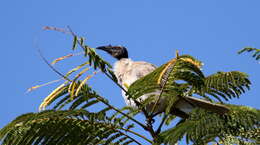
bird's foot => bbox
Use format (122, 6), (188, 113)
(146, 117), (155, 125)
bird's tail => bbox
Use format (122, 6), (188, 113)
(174, 97), (230, 117)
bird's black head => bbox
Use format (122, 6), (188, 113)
(96, 45), (128, 60)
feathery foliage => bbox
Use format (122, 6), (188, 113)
(199, 71), (251, 102)
(40, 81), (142, 130)
(127, 53), (250, 116)
(160, 105), (260, 144)
(127, 55), (205, 114)
(238, 47), (260, 60)
(0, 110), (139, 145)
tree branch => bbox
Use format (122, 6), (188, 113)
(95, 95), (147, 130)
(156, 114), (167, 134)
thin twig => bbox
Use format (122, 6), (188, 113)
(119, 127), (153, 144)
(43, 26), (71, 34)
(103, 72), (128, 92)
(156, 114), (167, 134)
(38, 49), (72, 82)
(150, 59), (176, 115)
(95, 95), (147, 130)
(115, 129), (142, 145)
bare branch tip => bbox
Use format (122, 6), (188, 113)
(175, 50), (179, 58)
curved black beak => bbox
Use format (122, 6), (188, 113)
(96, 45), (113, 52)
(96, 45), (113, 51)
(96, 45), (128, 60)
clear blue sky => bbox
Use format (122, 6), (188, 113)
(1, 0), (259, 144)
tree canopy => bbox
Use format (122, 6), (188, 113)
(0, 27), (259, 145)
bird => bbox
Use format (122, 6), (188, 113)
(96, 45), (229, 118)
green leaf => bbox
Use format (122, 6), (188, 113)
(160, 105), (260, 144)
(127, 55), (205, 115)
(200, 71), (251, 102)
(0, 110), (140, 145)
(238, 47), (260, 60)
(72, 36), (77, 50)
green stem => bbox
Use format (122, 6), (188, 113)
(115, 129), (142, 145)
(150, 58), (177, 114)
(120, 127), (153, 144)
(96, 96), (147, 130)
(38, 49), (72, 82)
(156, 114), (167, 134)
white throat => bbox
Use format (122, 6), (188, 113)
(113, 58), (133, 84)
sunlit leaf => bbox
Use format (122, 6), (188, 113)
(65, 61), (89, 77)
(27, 79), (62, 93)
(39, 83), (67, 110)
(51, 54), (73, 65)
(75, 75), (93, 96)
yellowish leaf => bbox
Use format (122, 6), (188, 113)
(51, 54), (73, 65)
(74, 67), (90, 80)
(68, 81), (77, 99)
(123, 83), (129, 89)
(39, 83), (66, 110)
(157, 58), (177, 84)
(74, 71), (99, 96)
(180, 57), (203, 68)
(51, 52), (84, 65)
(27, 85), (40, 92)
(27, 79), (62, 93)
(75, 75), (93, 96)
(65, 61), (89, 77)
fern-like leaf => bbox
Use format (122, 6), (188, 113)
(199, 71), (251, 102)
(0, 110), (140, 145)
(238, 48), (260, 60)
(160, 105), (260, 145)
(127, 55), (205, 115)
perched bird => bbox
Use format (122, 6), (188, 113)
(96, 45), (229, 118)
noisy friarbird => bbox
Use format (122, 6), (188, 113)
(96, 45), (229, 118)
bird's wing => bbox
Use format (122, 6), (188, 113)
(120, 61), (156, 89)
(173, 96), (230, 118)
(184, 97), (229, 114)
(131, 61), (157, 78)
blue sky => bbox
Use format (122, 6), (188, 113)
(1, 0), (260, 144)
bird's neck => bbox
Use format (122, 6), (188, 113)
(113, 58), (133, 83)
